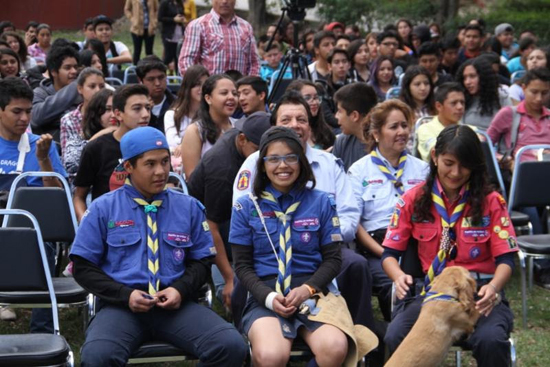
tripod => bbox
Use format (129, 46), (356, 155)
(266, 7), (311, 105)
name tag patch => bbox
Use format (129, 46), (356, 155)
(294, 218), (319, 228)
(108, 220), (135, 229)
(407, 179), (424, 186)
(167, 232), (190, 242)
(463, 229), (488, 238)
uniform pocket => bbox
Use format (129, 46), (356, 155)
(106, 231), (141, 271)
(292, 220), (321, 251)
(162, 232), (193, 272)
(457, 228), (491, 263)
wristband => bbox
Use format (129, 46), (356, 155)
(265, 292), (277, 311)
(304, 284), (316, 296)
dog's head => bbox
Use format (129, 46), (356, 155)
(430, 266), (477, 316)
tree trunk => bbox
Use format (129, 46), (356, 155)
(248, 0), (267, 36)
(437, 0), (460, 24)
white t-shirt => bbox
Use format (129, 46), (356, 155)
(105, 41), (129, 59)
(164, 110), (192, 149)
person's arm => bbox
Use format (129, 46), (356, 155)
(169, 257), (212, 299)
(356, 226), (384, 257)
(106, 49), (132, 65)
(124, 0), (133, 21)
(34, 134), (62, 187)
(476, 263), (512, 317)
(208, 220), (234, 307)
(487, 106), (513, 146)
(180, 123), (202, 179)
(332, 158), (360, 242)
(73, 186), (90, 222)
(178, 19), (201, 75)
(382, 255), (413, 300)
(163, 110), (180, 149)
(232, 244), (274, 304)
(31, 81), (80, 129)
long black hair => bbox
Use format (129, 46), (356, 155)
(399, 65), (436, 115)
(413, 125), (490, 226)
(194, 74), (236, 145)
(456, 58), (501, 116)
(171, 64), (209, 134)
(82, 88), (114, 140)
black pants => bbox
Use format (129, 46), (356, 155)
(162, 39), (178, 66)
(131, 30), (155, 65)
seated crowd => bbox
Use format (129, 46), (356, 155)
(1, 4), (549, 366)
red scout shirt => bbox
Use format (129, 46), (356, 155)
(383, 181), (518, 274)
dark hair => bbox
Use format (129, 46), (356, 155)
(376, 30), (399, 45)
(79, 49), (103, 74)
(237, 76), (268, 97)
(456, 58), (501, 116)
(396, 18), (413, 46)
(300, 28), (315, 54)
(0, 77), (33, 109)
(51, 38), (80, 53)
(285, 81), (335, 149)
(0, 48), (21, 77)
(440, 35), (461, 51)
(364, 99), (414, 151)
(0, 21), (15, 34)
(417, 42), (441, 58)
(264, 40), (282, 53)
(93, 15), (113, 30)
(46, 45), (80, 76)
(270, 90), (313, 126)
(368, 56), (396, 89)
(25, 21), (39, 31)
(413, 125), (490, 225)
(327, 48), (349, 64)
(224, 69), (243, 82)
(483, 36), (502, 55)
(0, 40), (9, 48)
(434, 82), (464, 104)
(113, 84), (149, 112)
(257, 34), (269, 46)
(0, 31), (28, 64)
(196, 74), (236, 144)
(464, 24), (484, 37)
(84, 39), (108, 74)
(171, 64), (210, 134)
(313, 30), (335, 49)
(136, 55), (167, 80)
(83, 17), (95, 28)
(336, 34), (351, 43)
(399, 65), (435, 114)
(36, 24), (51, 36)
(253, 133), (315, 198)
(76, 67), (104, 87)
(522, 67), (550, 86)
(347, 39), (366, 67)
(334, 82), (377, 116)
(510, 36), (536, 60)
(82, 88), (114, 140)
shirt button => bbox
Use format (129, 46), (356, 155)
(121, 239), (125, 244)
(372, 195), (376, 198)
(395, 194), (398, 197)
(420, 235), (424, 239)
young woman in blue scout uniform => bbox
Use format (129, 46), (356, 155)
(230, 127), (348, 367)
(70, 127), (246, 367)
(381, 125), (518, 366)
(348, 99), (429, 321)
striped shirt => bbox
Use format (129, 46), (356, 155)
(178, 9), (259, 76)
(60, 105), (83, 158)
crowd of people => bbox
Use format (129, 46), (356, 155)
(1, 0), (549, 365)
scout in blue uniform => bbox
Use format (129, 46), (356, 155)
(230, 127), (348, 367)
(70, 127), (246, 367)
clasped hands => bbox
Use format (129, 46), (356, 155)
(272, 285), (311, 318)
(129, 287), (181, 313)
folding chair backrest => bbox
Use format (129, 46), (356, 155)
(411, 116), (433, 158)
(509, 145), (550, 211)
(0, 227), (48, 291)
(386, 87), (401, 100)
(400, 239), (424, 280)
(476, 129), (507, 200)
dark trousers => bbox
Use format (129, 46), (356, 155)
(30, 241), (55, 333)
(162, 39), (178, 66)
(385, 294), (514, 366)
(81, 301), (246, 367)
(131, 30), (155, 65)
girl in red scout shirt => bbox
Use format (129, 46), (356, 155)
(381, 125), (518, 366)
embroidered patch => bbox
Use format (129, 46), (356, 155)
(82, 209), (90, 219)
(493, 226), (501, 234)
(390, 209), (400, 228)
(481, 215), (491, 227)
(115, 220), (135, 228)
(167, 232), (190, 242)
(391, 234), (401, 241)
(407, 179), (424, 186)
(498, 230), (510, 240)
(108, 220), (115, 229)
(469, 247), (481, 259)
(328, 193), (337, 209)
(233, 202), (243, 211)
(300, 232), (312, 243)
(332, 216), (340, 227)
(294, 218), (320, 228)
(507, 237), (517, 249)
(202, 221), (210, 231)
(173, 248), (185, 262)
(396, 198), (405, 208)
(237, 170), (251, 190)
(209, 246), (217, 254)
(497, 194), (507, 209)
(367, 179), (383, 185)
(464, 229), (489, 238)
(461, 217), (472, 228)
(262, 211), (276, 218)
(385, 230), (392, 240)
(282, 324), (291, 333)
(331, 233), (343, 242)
(251, 209), (258, 217)
(362, 179), (368, 187)
(500, 217), (510, 227)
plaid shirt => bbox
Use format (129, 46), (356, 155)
(178, 9), (259, 76)
(60, 105), (83, 157)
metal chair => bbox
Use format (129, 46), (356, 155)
(169, 171), (188, 195)
(411, 116), (433, 158)
(2, 172), (90, 329)
(510, 70), (526, 84)
(0, 209), (74, 367)
(105, 77), (124, 87)
(385, 86), (401, 100)
(124, 66), (138, 84)
(167, 76), (183, 94)
(507, 144), (550, 328)
(390, 240), (516, 366)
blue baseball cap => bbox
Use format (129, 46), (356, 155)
(120, 127), (169, 161)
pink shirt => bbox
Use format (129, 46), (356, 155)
(178, 9), (259, 76)
(487, 100), (550, 160)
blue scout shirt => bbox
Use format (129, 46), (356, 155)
(0, 133), (67, 186)
(229, 185), (343, 278)
(71, 183), (216, 290)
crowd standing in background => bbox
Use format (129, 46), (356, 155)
(1, 2), (550, 365)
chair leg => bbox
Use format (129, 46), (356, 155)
(518, 252), (528, 328)
(527, 257), (534, 291)
(455, 349), (461, 367)
(509, 337), (517, 367)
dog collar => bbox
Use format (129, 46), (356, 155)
(422, 291), (459, 305)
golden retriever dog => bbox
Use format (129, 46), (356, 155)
(385, 266), (480, 367)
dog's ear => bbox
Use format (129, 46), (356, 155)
(456, 274), (476, 314)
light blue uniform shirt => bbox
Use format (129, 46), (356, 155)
(71, 183), (216, 290)
(232, 144), (360, 242)
(348, 149), (429, 232)
(229, 185), (342, 278)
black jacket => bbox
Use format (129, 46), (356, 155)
(158, 0), (184, 40)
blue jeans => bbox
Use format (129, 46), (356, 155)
(81, 301), (246, 367)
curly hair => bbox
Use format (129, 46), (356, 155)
(413, 125), (491, 225)
(363, 99), (413, 152)
(399, 65), (436, 115)
(0, 31), (28, 64)
(456, 58), (501, 116)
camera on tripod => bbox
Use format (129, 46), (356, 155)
(283, 0), (316, 21)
